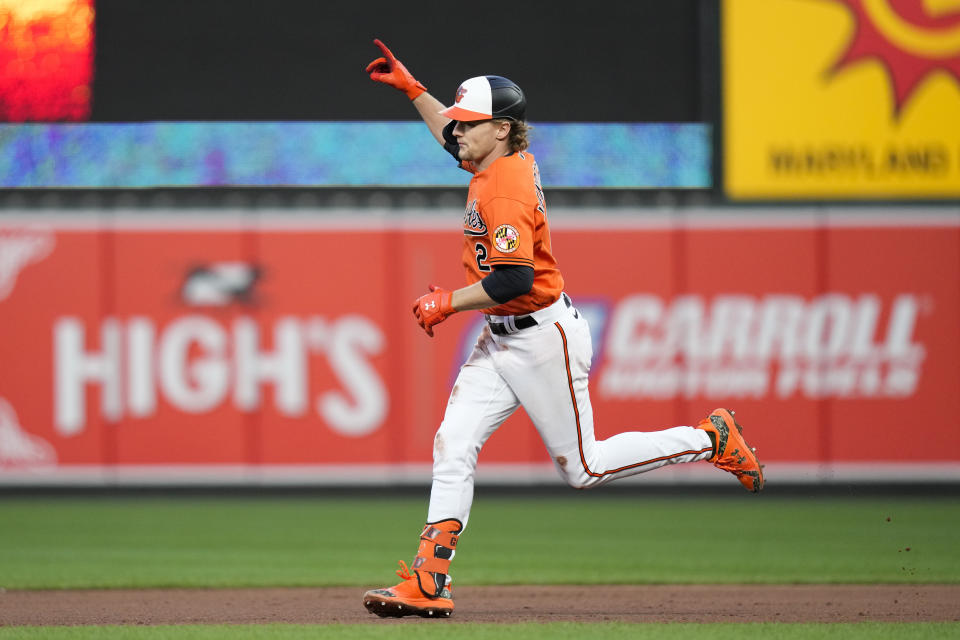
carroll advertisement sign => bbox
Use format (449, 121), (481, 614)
(723, 0), (960, 198)
(0, 214), (957, 481)
(597, 292), (924, 400)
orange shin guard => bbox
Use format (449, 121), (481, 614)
(411, 518), (463, 597)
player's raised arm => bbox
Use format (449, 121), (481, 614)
(365, 39), (450, 146)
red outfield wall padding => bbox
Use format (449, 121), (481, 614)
(0, 218), (956, 479)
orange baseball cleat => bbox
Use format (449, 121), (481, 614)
(696, 408), (765, 493)
(363, 560), (454, 618)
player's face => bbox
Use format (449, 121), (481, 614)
(452, 119), (507, 167)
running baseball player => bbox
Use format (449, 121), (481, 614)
(361, 39), (764, 619)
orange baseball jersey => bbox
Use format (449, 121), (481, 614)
(461, 151), (564, 316)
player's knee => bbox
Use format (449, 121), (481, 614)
(553, 460), (602, 490)
(565, 475), (603, 490)
(432, 431), (479, 471)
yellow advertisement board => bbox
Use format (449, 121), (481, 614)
(723, 0), (960, 199)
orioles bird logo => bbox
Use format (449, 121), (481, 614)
(455, 86), (467, 103)
(827, 0), (960, 117)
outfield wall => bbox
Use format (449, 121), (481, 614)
(1, 207), (957, 486)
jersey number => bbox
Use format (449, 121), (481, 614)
(475, 243), (491, 272)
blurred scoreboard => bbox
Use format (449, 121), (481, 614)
(0, 1), (711, 189)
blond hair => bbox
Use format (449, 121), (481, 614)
(494, 119), (531, 152)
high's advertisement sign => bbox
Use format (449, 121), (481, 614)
(0, 212), (958, 483)
(723, 0), (960, 199)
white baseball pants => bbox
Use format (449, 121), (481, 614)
(427, 294), (714, 527)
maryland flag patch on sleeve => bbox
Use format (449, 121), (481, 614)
(493, 224), (520, 253)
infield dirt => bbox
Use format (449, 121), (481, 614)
(3, 585), (959, 625)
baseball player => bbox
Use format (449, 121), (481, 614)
(361, 39), (764, 619)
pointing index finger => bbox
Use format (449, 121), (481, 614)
(372, 38), (397, 64)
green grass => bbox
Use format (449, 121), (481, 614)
(0, 494), (958, 589)
(1, 623), (959, 640)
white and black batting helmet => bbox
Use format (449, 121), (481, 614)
(439, 75), (526, 122)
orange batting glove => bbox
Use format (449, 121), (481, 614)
(365, 38), (427, 100)
(413, 284), (455, 338)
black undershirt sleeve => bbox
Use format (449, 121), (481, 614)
(480, 264), (535, 304)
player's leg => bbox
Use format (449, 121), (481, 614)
(364, 330), (519, 618)
(501, 310), (714, 490)
(427, 355), (520, 527)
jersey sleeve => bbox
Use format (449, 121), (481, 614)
(482, 196), (535, 268)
